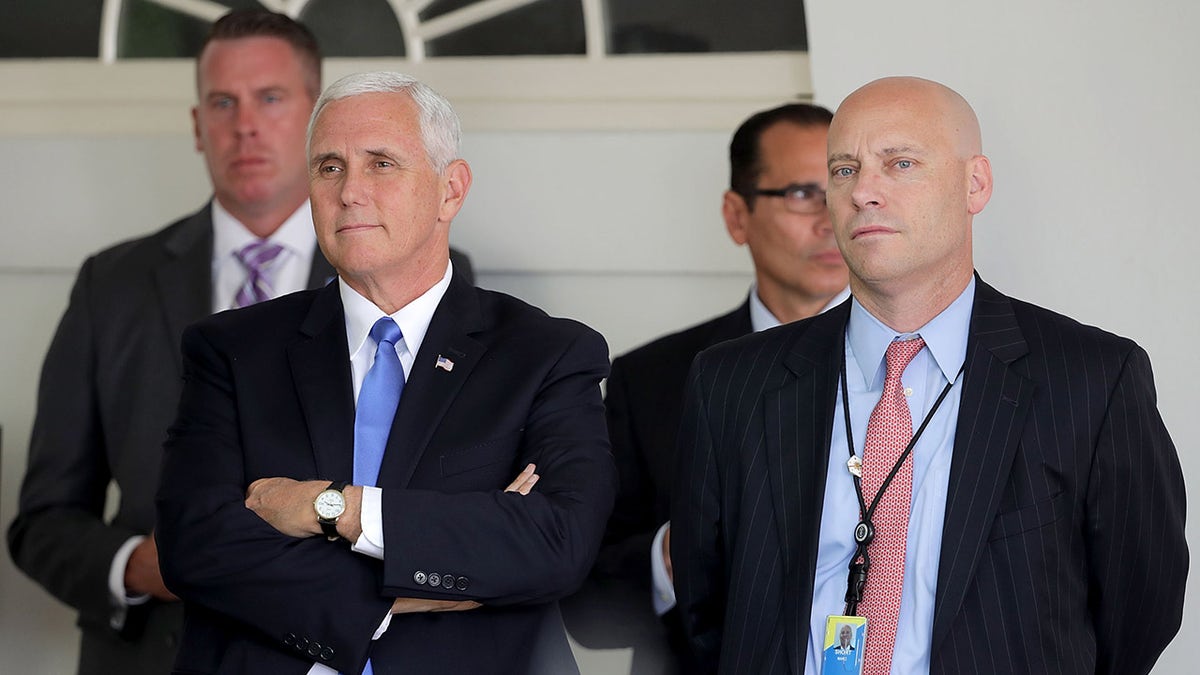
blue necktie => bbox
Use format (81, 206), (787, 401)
(354, 318), (405, 488)
(352, 318), (404, 675)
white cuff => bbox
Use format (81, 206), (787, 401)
(650, 521), (676, 615)
(108, 535), (151, 630)
(351, 486), (385, 560)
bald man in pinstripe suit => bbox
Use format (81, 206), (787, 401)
(671, 77), (1186, 674)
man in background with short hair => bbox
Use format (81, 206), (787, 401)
(576, 102), (848, 671)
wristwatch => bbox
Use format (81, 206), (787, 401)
(313, 481), (348, 541)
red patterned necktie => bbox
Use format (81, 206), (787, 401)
(859, 336), (925, 675)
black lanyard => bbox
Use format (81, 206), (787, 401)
(839, 346), (964, 616)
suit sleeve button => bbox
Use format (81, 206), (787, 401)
(307, 642), (322, 657)
(442, 574), (456, 589)
(320, 647), (334, 661)
(456, 576), (469, 591)
(283, 632), (297, 647)
(428, 573), (442, 587)
(413, 571), (427, 585)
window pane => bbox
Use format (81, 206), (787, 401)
(423, 0), (585, 57)
(301, 0), (406, 57)
(607, 0), (807, 54)
(1, 0), (101, 57)
(117, 0), (260, 58)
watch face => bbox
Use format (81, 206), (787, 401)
(314, 490), (345, 519)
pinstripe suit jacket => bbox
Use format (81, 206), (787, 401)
(671, 276), (1186, 675)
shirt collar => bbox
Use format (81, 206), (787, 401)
(749, 284), (852, 333)
(340, 262), (454, 362)
(211, 199), (314, 258)
(846, 276), (974, 389)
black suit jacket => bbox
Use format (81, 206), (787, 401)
(6, 203), (474, 674)
(672, 277), (1187, 674)
(566, 302), (751, 669)
(597, 301), (751, 582)
(155, 277), (616, 674)
(7, 204), (334, 673)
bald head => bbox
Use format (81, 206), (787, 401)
(833, 77), (982, 162)
(825, 77), (992, 331)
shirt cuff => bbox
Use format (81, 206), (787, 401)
(650, 521), (676, 615)
(351, 486), (385, 560)
(108, 535), (152, 630)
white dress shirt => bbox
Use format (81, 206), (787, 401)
(306, 263), (454, 675)
(211, 199), (318, 312)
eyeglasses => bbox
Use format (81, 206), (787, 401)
(750, 183), (827, 214)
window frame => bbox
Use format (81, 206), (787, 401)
(0, 52), (813, 135)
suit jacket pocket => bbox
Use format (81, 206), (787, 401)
(988, 491), (1066, 541)
(440, 429), (524, 478)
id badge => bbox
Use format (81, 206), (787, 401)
(821, 615), (866, 675)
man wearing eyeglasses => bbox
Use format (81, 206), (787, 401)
(581, 103), (849, 670)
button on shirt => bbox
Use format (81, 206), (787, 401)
(804, 277), (974, 674)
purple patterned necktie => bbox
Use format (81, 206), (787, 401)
(233, 240), (284, 308)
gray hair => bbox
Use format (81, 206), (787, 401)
(306, 71), (461, 173)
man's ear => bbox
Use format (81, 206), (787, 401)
(966, 154), (993, 215)
(722, 190), (751, 246)
(438, 159), (473, 223)
(192, 106), (203, 153)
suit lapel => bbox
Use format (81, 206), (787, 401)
(288, 284), (355, 480)
(306, 247), (337, 289)
(764, 303), (848, 674)
(930, 278), (1035, 650)
(155, 206), (213, 376)
(377, 277), (487, 488)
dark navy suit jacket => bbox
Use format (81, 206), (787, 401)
(154, 274), (613, 674)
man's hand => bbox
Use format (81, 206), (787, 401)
(245, 477), (327, 538)
(391, 598), (482, 614)
(505, 463), (539, 494)
(663, 524), (673, 584)
(124, 533), (178, 601)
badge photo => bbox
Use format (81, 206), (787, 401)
(822, 614), (867, 675)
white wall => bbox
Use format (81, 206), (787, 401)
(1, 2), (1197, 672)
(806, 2), (1199, 671)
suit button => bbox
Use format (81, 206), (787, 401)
(456, 576), (470, 591)
(307, 642), (322, 658)
(428, 573), (442, 587)
(283, 632), (297, 647)
(320, 646), (334, 661)
(297, 636), (310, 653)
(442, 574), (455, 590)
(413, 571), (427, 585)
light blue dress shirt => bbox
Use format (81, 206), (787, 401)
(805, 278), (974, 674)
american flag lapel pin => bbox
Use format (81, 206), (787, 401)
(435, 355), (455, 372)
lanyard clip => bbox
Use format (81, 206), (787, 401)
(844, 561), (869, 608)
